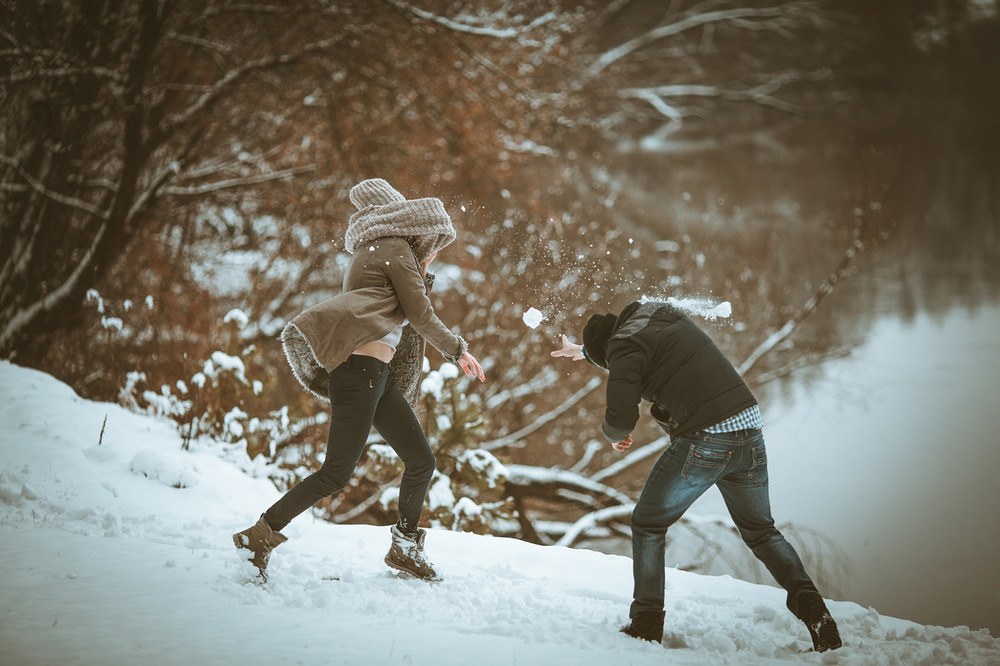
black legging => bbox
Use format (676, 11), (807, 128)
(264, 354), (435, 533)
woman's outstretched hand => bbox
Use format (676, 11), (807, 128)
(459, 350), (486, 382)
(550, 334), (584, 361)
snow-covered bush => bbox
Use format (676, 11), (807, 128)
(355, 360), (514, 534)
(120, 309), (294, 457)
(419, 362), (514, 533)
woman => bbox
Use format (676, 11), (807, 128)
(234, 178), (485, 583)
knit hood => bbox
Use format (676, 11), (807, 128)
(344, 178), (456, 263)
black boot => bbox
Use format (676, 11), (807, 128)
(795, 592), (842, 652)
(620, 610), (665, 642)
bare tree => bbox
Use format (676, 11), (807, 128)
(0, 0), (339, 359)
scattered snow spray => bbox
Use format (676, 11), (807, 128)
(641, 295), (733, 321)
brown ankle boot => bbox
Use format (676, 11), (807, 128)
(232, 514), (288, 581)
(384, 525), (441, 582)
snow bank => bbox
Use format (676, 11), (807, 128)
(1, 361), (997, 665)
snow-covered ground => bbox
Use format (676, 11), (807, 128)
(2, 360), (998, 665)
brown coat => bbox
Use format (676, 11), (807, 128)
(281, 236), (466, 402)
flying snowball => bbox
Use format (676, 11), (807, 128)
(522, 307), (546, 329)
(712, 301), (733, 319)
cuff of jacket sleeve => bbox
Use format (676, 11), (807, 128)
(440, 335), (468, 365)
(601, 420), (632, 444)
(581, 345), (608, 370)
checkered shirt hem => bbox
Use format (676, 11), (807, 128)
(703, 404), (763, 433)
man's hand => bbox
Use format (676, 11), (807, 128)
(550, 334), (584, 361)
(612, 435), (632, 452)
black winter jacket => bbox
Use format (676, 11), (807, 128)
(597, 301), (757, 441)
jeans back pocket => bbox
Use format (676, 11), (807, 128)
(681, 444), (733, 487)
(748, 441), (768, 485)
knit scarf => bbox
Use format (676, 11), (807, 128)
(344, 197), (456, 262)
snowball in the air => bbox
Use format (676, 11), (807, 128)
(522, 307), (545, 329)
(712, 301), (733, 319)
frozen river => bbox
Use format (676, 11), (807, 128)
(689, 304), (1000, 635)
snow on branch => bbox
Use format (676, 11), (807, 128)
(554, 504), (634, 547)
(0, 221), (110, 350)
(332, 476), (402, 524)
(481, 375), (603, 451)
(505, 464), (634, 507)
(590, 436), (669, 483)
(383, 0), (557, 38)
(588, 2), (821, 75)
(164, 32), (235, 56)
(0, 154), (109, 220)
(620, 75), (815, 117)
(162, 164), (316, 196)
(484, 366), (561, 410)
(3, 66), (126, 86)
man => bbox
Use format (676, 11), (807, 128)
(551, 300), (842, 652)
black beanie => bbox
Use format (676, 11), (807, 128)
(582, 313), (618, 368)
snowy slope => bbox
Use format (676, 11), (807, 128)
(1, 361), (997, 666)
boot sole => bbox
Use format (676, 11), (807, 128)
(384, 555), (443, 583)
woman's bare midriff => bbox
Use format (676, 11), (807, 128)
(353, 340), (394, 363)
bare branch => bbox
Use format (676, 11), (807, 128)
(589, 3), (818, 75)
(481, 375), (603, 450)
(203, 4), (298, 16)
(0, 154), (109, 220)
(383, 0), (557, 38)
(621, 82), (802, 116)
(161, 164), (316, 196)
(128, 161), (182, 223)
(621, 69), (831, 120)
(159, 37), (340, 137)
(736, 180), (893, 377)
(736, 239), (863, 376)
(0, 220), (110, 350)
(164, 31), (234, 56)
(3, 66), (126, 85)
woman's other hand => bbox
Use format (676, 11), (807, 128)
(420, 251), (439, 277)
(459, 350), (486, 382)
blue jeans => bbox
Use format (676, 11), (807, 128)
(630, 428), (818, 618)
(264, 355), (435, 534)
